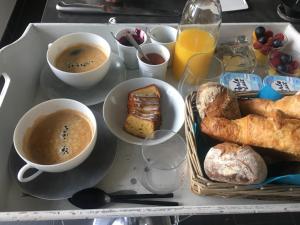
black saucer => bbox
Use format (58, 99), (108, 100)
(277, 4), (300, 23)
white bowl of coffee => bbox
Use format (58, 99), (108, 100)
(47, 32), (111, 89)
(13, 99), (97, 182)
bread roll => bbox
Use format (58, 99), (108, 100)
(196, 82), (241, 120)
(204, 142), (267, 185)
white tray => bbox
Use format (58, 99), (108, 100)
(0, 22), (300, 221)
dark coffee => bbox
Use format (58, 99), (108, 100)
(141, 53), (165, 65)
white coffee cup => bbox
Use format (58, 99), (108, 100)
(115, 28), (148, 70)
(149, 26), (177, 66)
(47, 32), (111, 89)
(137, 43), (170, 80)
(13, 99), (97, 183)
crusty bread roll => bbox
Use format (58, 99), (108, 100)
(196, 82), (241, 120)
(204, 142), (267, 185)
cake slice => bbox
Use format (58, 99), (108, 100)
(124, 114), (156, 138)
(128, 84), (161, 98)
(124, 84), (162, 138)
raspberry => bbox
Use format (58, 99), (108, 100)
(287, 65), (295, 74)
(270, 50), (281, 60)
(291, 60), (299, 70)
(274, 33), (285, 41)
(270, 57), (281, 68)
(265, 30), (274, 38)
(266, 37), (273, 46)
(253, 41), (263, 49)
(261, 45), (271, 55)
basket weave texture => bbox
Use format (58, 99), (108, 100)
(185, 91), (300, 200)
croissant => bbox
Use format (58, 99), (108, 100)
(239, 95), (300, 119)
(201, 113), (300, 161)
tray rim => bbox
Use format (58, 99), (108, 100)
(0, 22), (300, 221)
(2, 203), (300, 221)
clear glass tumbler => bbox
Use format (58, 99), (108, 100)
(140, 130), (187, 194)
(178, 53), (224, 98)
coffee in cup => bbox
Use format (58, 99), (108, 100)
(55, 43), (107, 73)
(14, 98), (97, 183)
(23, 109), (92, 165)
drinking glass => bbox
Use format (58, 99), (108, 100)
(140, 130), (187, 194)
(178, 53), (224, 98)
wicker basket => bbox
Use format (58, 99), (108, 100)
(185, 91), (300, 200)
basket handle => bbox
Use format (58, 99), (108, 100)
(0, 73), (11, 108)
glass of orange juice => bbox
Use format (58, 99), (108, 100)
(178, 54), (224, 98)
(172, 0), (222, 82)
(172, 28), (217, 81)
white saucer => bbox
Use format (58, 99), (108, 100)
(40, 53), (127, 106)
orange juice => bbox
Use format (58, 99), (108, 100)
(172, 29), (216, 82)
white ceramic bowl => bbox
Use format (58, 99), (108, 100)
(103, 77), (185, 145)
(47, 32), (111, 89)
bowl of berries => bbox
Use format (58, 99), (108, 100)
(252, 26), (288, 66)
(268, 49), (300, 77)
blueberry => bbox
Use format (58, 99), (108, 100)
(277, 64), (288, 72)
(280, 54), (293, 64)
(272, 39), (283, 48)
(255, 26), (266, 39)
(258, 36), (267, 44)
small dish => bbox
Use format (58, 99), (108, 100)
(103, 77), (185, 145)
(216, 36), (256, 73)
(251, 26), (288, 66)
(115, 28), (148, 70)
(40, 53), (126, 106)
(137, 43), (170, 80)
(268, 49), (300, 77)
